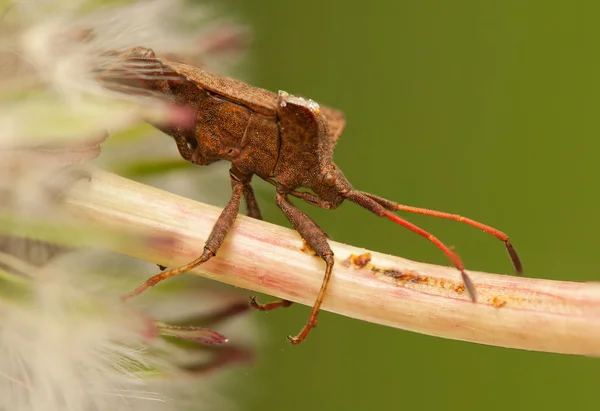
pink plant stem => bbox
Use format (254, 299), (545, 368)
(65, 170), (600, 356)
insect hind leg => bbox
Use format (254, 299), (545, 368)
(249, 297), (293, 311)
(243, 183), (262, 220)
(246, 182), (294, 310)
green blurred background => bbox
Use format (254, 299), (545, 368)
(219, 1), (599, 410)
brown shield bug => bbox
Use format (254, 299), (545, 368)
(112, 47), (522, 345)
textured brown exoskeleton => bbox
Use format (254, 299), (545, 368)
(113, 47), (523, 345)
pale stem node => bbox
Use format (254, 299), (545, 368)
(64, 169), (600, 356)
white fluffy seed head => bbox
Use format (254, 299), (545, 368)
(0, 2), (256, 411)
(0, 259), (170, 411)
(14, 0), (242, 102)
(0, 249), (257, 411)
(1, 0), (247, 147)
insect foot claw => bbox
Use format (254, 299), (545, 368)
(287, 320), (316, 345)
(249, 297), (293, 311)
(287, 335), (301, 346)
(122, 281), (150, 301)
(123, 270), (168, 301)
(249, 296), (261, 310)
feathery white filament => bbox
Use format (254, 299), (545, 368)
(0, 263), (169, 411)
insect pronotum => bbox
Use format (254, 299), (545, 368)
(110, 47), (523, 345)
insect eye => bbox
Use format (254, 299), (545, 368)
(323, 172), (336, 186)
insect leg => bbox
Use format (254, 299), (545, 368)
(245, 184), (295, 311)
(124, 173), (244, 299)
(249, 297), (293, 311)
(242, 183), (262, 220)
(275, 192), (334, 345)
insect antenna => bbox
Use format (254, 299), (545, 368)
(342, 190), (523, 302)
(359, 193), (523, 275)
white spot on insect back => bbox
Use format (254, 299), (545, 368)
(278, 90), (288, 107)
(307, 99), (320, 115)
(278, 91), (321, 114)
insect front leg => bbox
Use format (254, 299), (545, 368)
(124, 171), (245, 299)
(275, 192), (334, 345)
